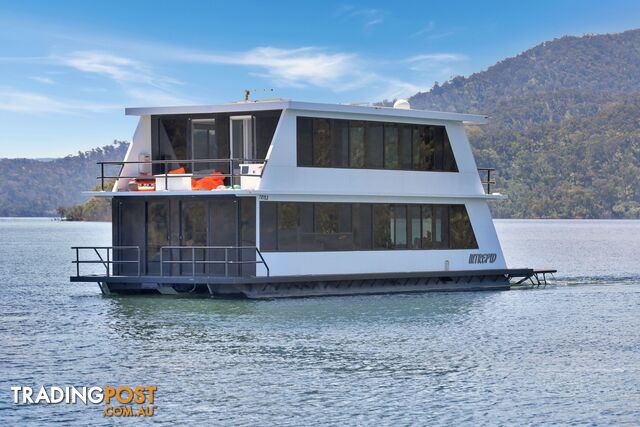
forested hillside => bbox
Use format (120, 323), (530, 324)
(0, 141), (128, 216)
(409, 29), (640, 218)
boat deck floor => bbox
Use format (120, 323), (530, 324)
(71, 268), (555, 285)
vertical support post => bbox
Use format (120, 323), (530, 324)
(192, 247), (196, 277)
(487, 169), (491, 194)
(106, 248), (110, 277)
(230, 159), (234, 187)
(165, 161), (169, 191)
(137, 247), (141, 277)
(160, 248), (164, 277)
(225, 248), (229, 277)
(101, 163), (105, 191)
(76, 247), (80, 277)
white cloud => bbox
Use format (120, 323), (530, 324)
(58, 51), (180, 88)
(0, 88), (118, 114)
(407, 53), (468, 63)
(30, 76), (55, 84)
(410, 21), (435, 38)
(406, 53), (468, 73)
(376, 79), (425, 101)
(335, 6), (385, 30)
(173, 46), (374, 91)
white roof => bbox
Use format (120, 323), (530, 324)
(125, 100), (488, 124)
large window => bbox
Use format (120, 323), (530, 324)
(260, 202), (477, 252)
(152, 111), (281, 174)
(297, 117), (458, 172)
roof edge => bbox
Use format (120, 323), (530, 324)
(125, 100), (488, 124)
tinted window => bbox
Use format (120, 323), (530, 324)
(297, 117), (313, 166)
(260, 202), (477, 252)
(384, 124), (399, 169)
(313, 118), (331, 167)
(392, 205), (407, 248)
(349, 121), (365, 168)
(332, 120), (349, 167)
(155, 117), (188, 173)
(146, 201), (170, 274)
(296, 116), (458, 172)
(449, 205), (478, 249)
(277, 202), (299, 251)
(366, 122), (384, 169)
(408, 205), (421, 249)
(260, 202), (277, 251)
(399, 125), (413, 170)
(352, 203), (372, 250)
(372, 204), (392, 249)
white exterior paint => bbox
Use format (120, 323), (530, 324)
(110, 100), (507, 277)
(115, 115), (152, 191)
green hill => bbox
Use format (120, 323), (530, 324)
(0, 141), (128, 217)
(409, 29), (640, 218)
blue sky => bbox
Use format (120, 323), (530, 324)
(1, 0), (639, 157)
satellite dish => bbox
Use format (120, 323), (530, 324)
(393, 99), (411, 109)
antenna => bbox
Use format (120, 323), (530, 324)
(243, 88), (274, 102)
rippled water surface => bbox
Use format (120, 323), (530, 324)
(1, 218), (640, 425)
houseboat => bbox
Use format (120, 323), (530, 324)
(71, 98), (552, 298)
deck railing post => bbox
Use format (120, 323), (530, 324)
(106, 248), (110, 277)
(192, 247), (196, 277)
(137, 247), (141, 277)
(76, 247), (80, 277)
(165, 161), (169, 191)
(487, 169), (491, 194)
(100, 163), (105, 191)
(160, 248), (164, 277)
(225, 248), (229, 277)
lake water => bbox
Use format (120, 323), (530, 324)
(1, 218), (639, 425)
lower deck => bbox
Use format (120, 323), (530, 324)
(71, 268), (555, 299)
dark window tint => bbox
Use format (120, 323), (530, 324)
(146, 201), (170, 275)
(399, 125), (413, 170)
(391, 205), (407, 248)
(277, 202), (299, 251)
(332, 120), (349, 167)
(260, 202), (277, 251)
(352, 204), (372, 250)
(155, 118), (188, 173)
(449, 205), (478, 249)
(313, 119), (331, 167)
(297, 117), (313, 166)
(296, 116), (457, 172)
(349, 121), (365, 168)
(259, 202), (477, 252)
(384, 124), (399, 169)
(372, 204), (392, 249)
(408, 205), (421, 249)
(366, 122), (384, 169)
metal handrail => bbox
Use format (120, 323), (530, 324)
(159, 246), (270, 278)
(97, 158), (267, 191)
(477, 168), (496, 194)
(72, 246), (140, 277)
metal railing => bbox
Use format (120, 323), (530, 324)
(72, 246), (140, 277)
(159, 246), (270, 277)
(478, 168), (496, 194)
(97, 158), (266, 191)
(72, 245), (269, 278)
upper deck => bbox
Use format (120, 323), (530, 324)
(92, 100), (500, 201)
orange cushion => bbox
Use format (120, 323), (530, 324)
(192, 172), (225, 190)
(168, 166), (186, 174)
